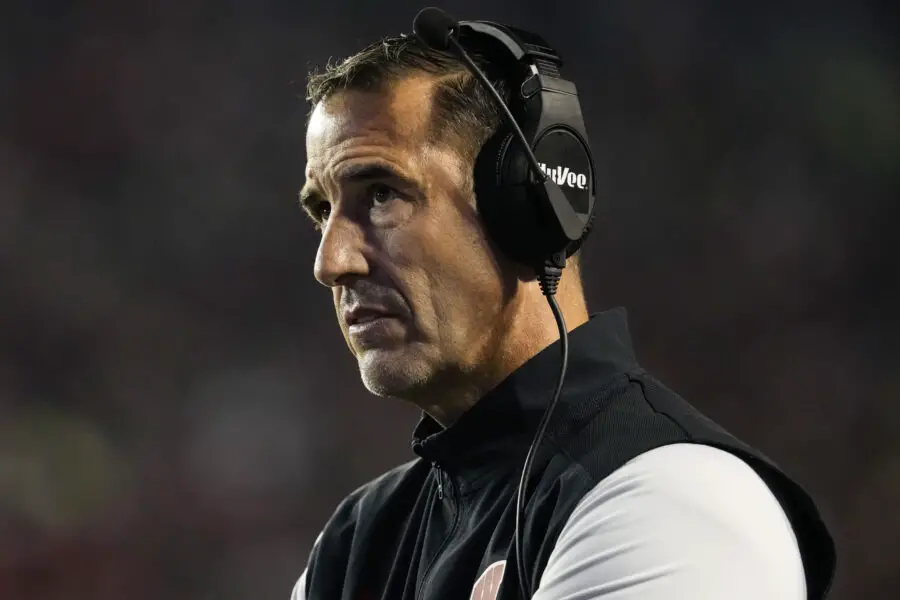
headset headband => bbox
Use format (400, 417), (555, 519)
(457, 21), (565, 78)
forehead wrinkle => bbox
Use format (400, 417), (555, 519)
(305, 79), (444, 189)
(305, 136), (419, 193)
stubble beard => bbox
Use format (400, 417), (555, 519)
(357, 345), (434, 399)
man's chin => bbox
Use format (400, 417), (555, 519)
(357, 347), (430, 398)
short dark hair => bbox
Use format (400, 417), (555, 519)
(305, 34), (509, 164)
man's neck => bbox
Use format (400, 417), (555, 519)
(416, 284), (589, 428)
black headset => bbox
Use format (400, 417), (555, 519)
(414, 8), (596, 270)
(413, 7), (597, 599)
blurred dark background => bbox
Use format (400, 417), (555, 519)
(1, 0), (897, 598)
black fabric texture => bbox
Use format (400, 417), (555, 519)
(303, 308), (836, 599)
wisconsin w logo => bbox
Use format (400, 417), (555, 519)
(470, 560), (506, 600)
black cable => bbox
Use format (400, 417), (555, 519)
(412, 9), (580, 597)
(447, 36), (549, 186)
(515, 268), (568, 599)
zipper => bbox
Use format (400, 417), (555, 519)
(417, 462), (461, 600)
(432, 461), (444, 499)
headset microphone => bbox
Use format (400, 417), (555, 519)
(414, 7), (595, 599)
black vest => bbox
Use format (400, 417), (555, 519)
(303, 309), (836, 599)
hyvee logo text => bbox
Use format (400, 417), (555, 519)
(538, 163), (587, 190)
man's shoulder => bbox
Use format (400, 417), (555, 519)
(296, 459), (429, 600)
(320, 458), (428, 537)
(534, 367), (780, 542)
(534, 443), (808, 600)
(541, 369), (835, 598)
(351, 458), (424, 498)
(547, 368), (729, 483)
(587, 443), (797, 524)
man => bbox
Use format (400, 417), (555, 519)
(292, 28), (836, 600)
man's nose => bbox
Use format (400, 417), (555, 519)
(313, 215), (369, 287)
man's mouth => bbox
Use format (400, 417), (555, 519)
(344, 307), (400, 329)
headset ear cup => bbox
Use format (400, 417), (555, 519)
(565, 207), (595, 257)
(474, 130), (520, 261)
(475, 127), (596, 266)
(474, 130), (559, 266)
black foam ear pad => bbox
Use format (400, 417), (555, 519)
(474, 129), (592, 267)
(474, 129), (530, 264)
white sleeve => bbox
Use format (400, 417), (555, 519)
(292, 529), (324, 600)
(532, 443), (806, 600)
(290, 568), (307, 600)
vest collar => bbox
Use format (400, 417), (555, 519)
(411, 308), (638, 475)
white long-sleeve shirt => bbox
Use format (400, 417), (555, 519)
(292, 443), (805, 599)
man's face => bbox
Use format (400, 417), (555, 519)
(301, 77), (516, 401)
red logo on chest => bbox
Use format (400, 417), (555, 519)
(469, 560), (506, 600)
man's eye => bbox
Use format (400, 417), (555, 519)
(313, 201), (331, 226)
(370, 183), (398, 205)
